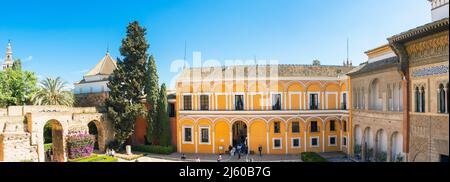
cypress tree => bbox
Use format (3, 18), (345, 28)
(106, 21), (149, 149)
(158, 83), (171, 146)
(145, 55), (159, 144)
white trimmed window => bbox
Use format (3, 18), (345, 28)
(182, 126), (193, 144)
(200, 95), (209, 111)
(273, 138), (282, 149)
(328, 136), (337, 146)
(183, 94), (193, 111)
(310, 136), (319, 147)
(291, 137), (301, 148)
(308, 92), (320, 110)
(199, 126), (210, 144)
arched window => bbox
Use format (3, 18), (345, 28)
(438, 83), (447, 113)
(369, 79), (381, 110)
(420, 86), (426, 113)
(415, 87), (420, 112)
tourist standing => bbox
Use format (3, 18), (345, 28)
(258, 145), (263, 157)
(237, 144), (242, 159)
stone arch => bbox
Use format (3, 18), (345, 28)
(42, 119), (65, 162)
(375, 129), (388, 161)
(391, 131), (404, 162)
(369, 78), (382, 110)
(353, 125), (362, 149)
(363, 127), (374, 161)
(87, 120), (106, 152)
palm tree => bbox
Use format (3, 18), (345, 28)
(32, 77), (74, 106)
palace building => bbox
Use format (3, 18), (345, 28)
(387, 0), (449, 162)
(175, 64), (354, 154)
(348, 45), (405, 162)
(73, 51), (117, 107)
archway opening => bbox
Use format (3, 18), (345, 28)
(391, 132), (403, 162)
(88, 121), (99, 150)
(353, 125), (362, 159)
(375, 129), (387, 162)
(232, 121), (247, 148)
(363, 127), (373, 161)
(43, 120), (64, 162)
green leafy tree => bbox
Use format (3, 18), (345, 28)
(158, 83), (171, 146)
(145, 55), (160, 144)
(106, 21), (149, 149)
(312, 59), (321, 66)
(0, 65), (38, 107)
(12, 59), (22, 71)
(32, 77), (74, 106)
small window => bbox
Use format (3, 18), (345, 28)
(274, 122), (281, 133)
(329, 136), (336, 146)
(292, 122), (300, 133)
(200, 127), (210, 144)
(310, 137), (319, 147)
(272, 94), (281, 110)
(168, 103), (175, 117)
(343, 121), (347, 132)
(329, 120), (336, 131)
(310, 93), (319, 110)
(342, 93), (347, 110)
(273, 138), (282, 149)
(183, 127), (192, 143)
(235, 95), (244, 111)
(292, 138), (300, 148)
(183, 95), (192, 110)
(200, 95), (209, 111)
(343, 136), (347, 146)
(310, 121), (318, 132)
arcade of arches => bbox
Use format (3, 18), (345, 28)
(177, 116), (350, 155)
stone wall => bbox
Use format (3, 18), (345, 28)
(0, 133), (38, 162)
(75, 92), (109, 107)
(0, 105), (114, 162)
(409, 113), (449, 162)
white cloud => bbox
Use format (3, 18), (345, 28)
(26, 56), (33, 61)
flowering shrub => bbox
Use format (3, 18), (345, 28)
(66, 131), (96, 159)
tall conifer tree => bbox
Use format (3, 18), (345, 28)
(158, 83), (171, 146)
(106, 21), (149, 148)
(145, 55), (159, 144)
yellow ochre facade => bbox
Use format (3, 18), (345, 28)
(175, 64), (354, 155)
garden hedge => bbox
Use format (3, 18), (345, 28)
(131, 145), (176, 154)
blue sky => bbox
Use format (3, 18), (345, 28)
(0, 0), (430, 89)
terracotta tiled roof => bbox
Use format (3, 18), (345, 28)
(347, 56), (399, 77)
(84, 52), (117, 77)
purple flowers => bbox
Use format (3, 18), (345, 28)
(67, 131), (96, 159)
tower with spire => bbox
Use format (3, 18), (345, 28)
(2, 41), (14, 70)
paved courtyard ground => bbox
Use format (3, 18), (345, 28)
(118, 152), (302, 162)
(317, 152), (354, 162)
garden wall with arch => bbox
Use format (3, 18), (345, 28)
(0, 106), (114, 162)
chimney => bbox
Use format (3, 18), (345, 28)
(429, 0), (449, 21)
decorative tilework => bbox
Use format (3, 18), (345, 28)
(412, 65), (449, 77)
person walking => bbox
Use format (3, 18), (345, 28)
(237, 144), (242, 160)
(217, 154), (222, 162)
(258, 144), (263, 157)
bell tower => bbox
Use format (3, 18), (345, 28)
(2, 41), (14, 70)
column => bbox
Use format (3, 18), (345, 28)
(212, 131), (216, 154)
(322, 122), (325, 152)
(397, 85), (401, 111)
(445, 88), (448, 113)
(266, 129), (270, 154)
(304, 130), (307, 152)
(285, 129), (288, 154)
